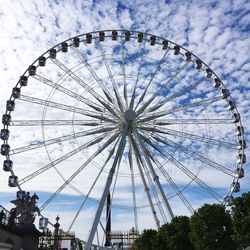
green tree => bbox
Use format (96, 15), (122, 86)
(231, 192), (250, 249)
(156, 216), (194, 250)
(135, 229), (157, 250)
(189, 203), (236, 250)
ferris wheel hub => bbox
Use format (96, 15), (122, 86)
(124, 109), (137, 121)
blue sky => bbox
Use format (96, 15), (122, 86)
(0, 0), (249, 244)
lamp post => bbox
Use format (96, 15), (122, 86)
(54, 216), (60, 250)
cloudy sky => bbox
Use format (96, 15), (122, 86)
(0, 0), (249, 245)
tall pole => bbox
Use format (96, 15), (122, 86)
(134, 128), (174, 220)
(85, 124), (128, 250)
(54, 215), (60, 250)
(104, 191), (111, 247)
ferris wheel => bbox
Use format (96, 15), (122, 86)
(1, 30), (246, 249)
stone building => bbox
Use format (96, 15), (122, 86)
(0, 205), (39, 250)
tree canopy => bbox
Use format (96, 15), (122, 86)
(189, 203), (236, 250)
(156, 216), (194, 250)
(231, 192), (250, 249)
(134, 192), (250, 250)
(135, 228), (157, 250)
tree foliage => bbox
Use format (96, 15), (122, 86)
(135, 229), (157, 250)
(231, 192), (250, 249)
(189, 203), (236, 250)
(135, 216), (194, 250)
(134, 193), (250, 250)
(156, 216), (194, 250)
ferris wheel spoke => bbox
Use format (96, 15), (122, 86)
(116, 35), (142, 110)
(152, 118), (233, 125)
(121, 39), (128, 108)
(143, 159), (168, 223)
(139, 131), (222, 211)
(104, 141), (124, 240)
(50, 165), (92, 202)
(67, 138), (120, 232)
(147, 78), (206, 113)
(136, 61), (190, 116)
(138, 96), (223, 122)
(140, 133), (222, 201)
(133, 128), (174, 220)
(128, 142), (139, 232)
(146, 148), (194, 214)
(100, 143), (126, 247)
(51, 58), (121, 118)
(72, 46), (117, 106)
(147, 175), (168, 224)
(129, 135), (160, 229)
(18, 133), (108, 185)
(108, 130), (126, 204)
(10, 125), (118, 155)
(134, 48), (169, 110)
(129, 40), (147, 110)
(33, 74), (106, 114)
(18, 94), (117, 123)
(150, 133), (235, 176)
(40, 131), (120, 211)
(97, 41), (125, 113)
(158, 96), (222, 117)
(10, 119), (105, 126)
(153, 145), (222, 202)
(138, 125), (237, 149)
